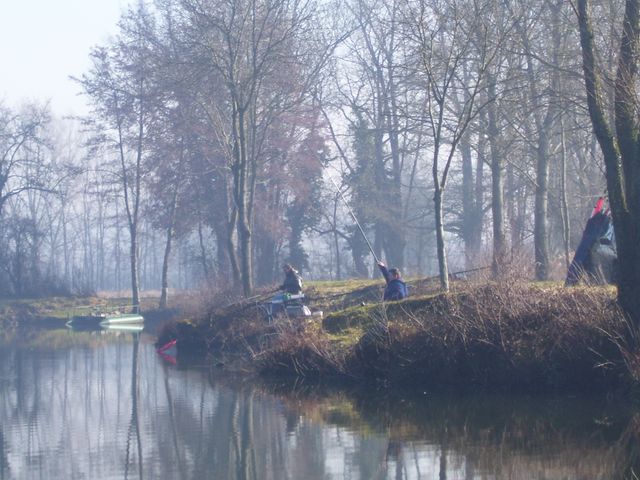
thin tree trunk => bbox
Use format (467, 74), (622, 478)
(461, 129), (484, 268)
(159, 190), (178, 310)
(236, 106), (253, 295)
(62, 207), (70, 289)
(333, 196), (341, 279)
(434, 185), (449, 291)
(197, 221), (211, 283)
(487, 74), (506, 278)
(534, 132), (550, 281)
(560, 115), (571, 269)
(130, 229), (140, 310)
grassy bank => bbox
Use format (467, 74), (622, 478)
(158, 279), (639, 393)
(0, 294), (186, 350)
(0, 294), (184, 333)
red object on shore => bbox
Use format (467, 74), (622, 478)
(157, 339), (177, 364)
(591, 197), (604, 217)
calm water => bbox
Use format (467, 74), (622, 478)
(0, 323), (638, 480)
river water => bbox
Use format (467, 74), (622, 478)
(0, 322), (638, 480)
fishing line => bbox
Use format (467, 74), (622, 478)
(324, 168), (380, 264)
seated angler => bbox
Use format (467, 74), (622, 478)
(267, 264), (304, 316)
(278, 263), (303, 296)
(271, 263), (302, 302)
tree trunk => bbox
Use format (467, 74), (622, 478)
(115, 203), (122, 292)
(559, 116), (571, 269)
(487, 74), (506, 278)
(577, 0), (640, 323)
(384, 65), (406, 270)
(333, 198), (342, 279)
(130, 227), (140, 310)
(534, 132), (550, 280)
(612, 0), (640, 322)
(254, 221), (278, 287)
(197, 222), (212, 286)
(226, 207), (241, 288)
(351, 228), (370, 278)
(233, 105), (253, 296)
(434, 186), (449, 291)
(461, 128), (484, 268)
(159, 190), (177, 310)
(211, 168), (237, 286)
(62, 208), (70, 289)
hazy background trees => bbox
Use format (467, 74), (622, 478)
(0, 0), (617, 305)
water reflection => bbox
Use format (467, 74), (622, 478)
(0, 329), (638, 479)
(260, 379), (640, 479)
(125, 332), (143, 479)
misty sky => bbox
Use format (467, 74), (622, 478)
(0, 0), (132, 115)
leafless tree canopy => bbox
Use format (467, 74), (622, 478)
(3, 0), (639, 320)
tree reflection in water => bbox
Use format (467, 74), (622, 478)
(125, 333), (143, 479)
(0, 335), (638, 479)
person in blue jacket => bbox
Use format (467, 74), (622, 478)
(377, 261), (408, 301)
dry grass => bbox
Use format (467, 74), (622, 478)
(160, 279), (638, 392)
(341, 282), (629, 390)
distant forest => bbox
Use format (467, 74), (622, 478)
(0, 0), (623, 304)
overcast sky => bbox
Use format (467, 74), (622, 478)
(0, 0), (132, 116)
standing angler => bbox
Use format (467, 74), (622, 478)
(377, 261), (408, 301)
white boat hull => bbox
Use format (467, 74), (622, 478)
(99, 314), (144, 325)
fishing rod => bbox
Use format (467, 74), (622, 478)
(325, 170), (381, 265)
(310, 265), (492, 302)
(223, 291), (273, 310)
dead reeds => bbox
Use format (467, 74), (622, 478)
(161, 280), (637, 392)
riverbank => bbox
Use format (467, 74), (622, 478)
(0, 294), (183, 329)
(158, 279), (638, 393)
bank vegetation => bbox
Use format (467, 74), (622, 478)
(158, 279), (639, 393)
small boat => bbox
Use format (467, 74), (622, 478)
(102, 323), (144, 333)
(66, 304), (144, 329)
(66, 321), (144, 334)
(98, 313), (144, 326)
(65, 321), (104, 332)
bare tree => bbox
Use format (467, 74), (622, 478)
(0, 102), (50, 218)
(403, 0), (500, 290)
(0, 102), (62, 296)
(175, 0), (336, 294)
(77, 4), (158, 308)
(346, 0), (410, 269)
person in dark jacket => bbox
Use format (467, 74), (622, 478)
(278, 264), (303, 295)
(377, 261), (408, 301)
(266, 264), (303, 319)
